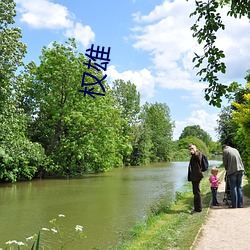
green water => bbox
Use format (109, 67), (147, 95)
(0, 160), (221, 249)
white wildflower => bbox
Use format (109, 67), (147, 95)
(26, 236), (34, 241)
(6, 240), (17, 245)
(42, 227), (50, 231)
(17, 241), (25, 246)
(58, 214), (65, 217)
(51, 228), (58, 233)
(75, 225), (83, 231)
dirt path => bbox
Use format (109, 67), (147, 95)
(192, 174), (250, 250)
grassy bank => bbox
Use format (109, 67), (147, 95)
(111, 169), (225, 250)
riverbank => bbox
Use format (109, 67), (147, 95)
(112, 168), (250, 250)
(111, 169), (220, 249)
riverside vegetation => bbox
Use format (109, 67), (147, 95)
(114, 170), (250, 250)
(110, 169), (223, 250)
(112, 167), (250, 250)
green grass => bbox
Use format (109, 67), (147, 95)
(111, 170), (225, 250)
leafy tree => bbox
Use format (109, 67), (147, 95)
(0, 0), (48, 182)
(24, 39), (128, 175)
(209, 141), (222, 155)
(0, 0), (26, 109)
(170, 141), (190, 161)
(112, 79), (140, 123)
(216, 106), (239, 147)
(189, 0), (250, 107)
(231, 81), (250, 176)
(112, 79), (141, 165)
(216, 72), (250, 150)
(179, 125), (212, 146)
(140, 102), (174, 162)
(129, 122), (153, 166)
(178, 136), (209, 156)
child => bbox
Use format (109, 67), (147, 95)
(209, 168), (220, 206)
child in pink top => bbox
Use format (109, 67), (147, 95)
(209, 168), (220, 206)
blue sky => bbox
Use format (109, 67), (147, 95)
(14, 0), (250, 141)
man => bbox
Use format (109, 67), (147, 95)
(188, 143), (204, 214)
(222, 144), (244, 208)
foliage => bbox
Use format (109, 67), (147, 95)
(216, 106), (240, 147)
(231, 82), (250, 176)
(189, 0), (250, 107)
(112, 79), (141, 165)
(0, 0), (27, 108)
(171, 148), (191, 161)
(0, 0), (49, 182)
(113, 175), (213, 250)
(178, 136), (209, 156)
(179, 125), (212, 146)
(129, 122), (153, 166)
(24, 39), (128, 175)
(140, 102), (174, 162)
(209, 141), (222, 154)
(112, 79), (140, 123)
(215, 72), (250, 176)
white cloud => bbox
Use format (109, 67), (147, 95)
(173, 110), (219, 141)
(16, 0), (73, 29)
(214, 7), (250, 81)
(107, 65), (155, 102)
(130, 0), (204, 98)
(130, 0), (250, 96)
(16, 0), (95, 48)
(132, 1), (175, 23)
(65, 22), (95, 48)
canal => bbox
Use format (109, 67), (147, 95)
(0, 160), (221, 249)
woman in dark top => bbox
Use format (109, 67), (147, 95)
(188, 143), (203, 214)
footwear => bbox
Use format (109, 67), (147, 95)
(212, 203), (220, 206)
(190, 209), (201, 214)
(228, 205), (236, 208)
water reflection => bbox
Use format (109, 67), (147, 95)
(0, 160), (221, 249)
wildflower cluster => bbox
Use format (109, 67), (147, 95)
(1, 214), (86, 249)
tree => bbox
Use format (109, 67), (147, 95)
(112, 79), (140, 124)
(140, 102), (174, 162)
(216, 72), (250, 150)
(129, 121), (153, 166)
(190, 0), (250, 107)
(178, 136), (209, 156)
(0, 0), (48, 182)
(112, 79), (141, 165)
(216, 106), (240, 147)
(0, 0), (27, 109)
(179, 125), (212, 146)
(24, 39), (128, 175)
(231, 79), (250, 176)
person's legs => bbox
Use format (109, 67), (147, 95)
(192, 181), (202, 212)
(211, 187), (218, 205)
(228, 172), (237, 208)
(236, 170), (244, 207)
